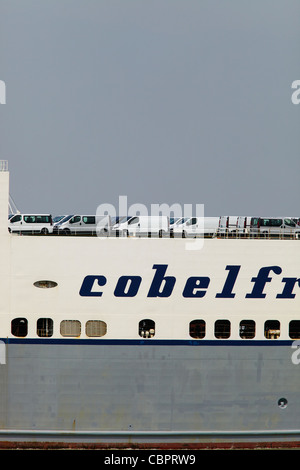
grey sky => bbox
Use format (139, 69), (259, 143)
(0, 0), (299, 217)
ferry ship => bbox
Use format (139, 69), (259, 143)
(0, 162), (300, 449)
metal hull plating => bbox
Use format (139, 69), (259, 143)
(0, 340), (299, 445)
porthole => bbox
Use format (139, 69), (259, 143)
(189, 320), (206, 339)
(278, 398), (288, 409)
(239, 320), (255, 339)
(11, 317), (28, 337)
(37, 318), (53, 337)
(265, 320), (280, 339)
(214, 319), (231, 339)
(139, 319), (155, 338)
(34, 280), (58, 289)
(289, 320), (300, 339)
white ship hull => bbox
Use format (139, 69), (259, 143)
(0, 168), (299, 448)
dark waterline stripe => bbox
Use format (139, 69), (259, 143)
(1, 338), (294, 346)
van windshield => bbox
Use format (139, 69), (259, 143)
(56, 215), (74, 225)
(175, 218), (187, 225)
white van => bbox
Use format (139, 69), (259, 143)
(250, 217), (300, 238)
(8, 214), (53, 234)
(53, 214), (74, 233)
(111, 216), (131, 231)
(56, 215), (111, 236)
(217, 216), (238, 236)
(236, 216), (252, 236)
(169, 217), (182, 229)
(116, 216), (169, 237)
(172, 217), (219, 238)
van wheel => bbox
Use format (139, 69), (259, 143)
(63, 228), (70, 235)
(182, 231), (186, 238)
(159, 230), (163, 238)
(41, 228), (48, 235)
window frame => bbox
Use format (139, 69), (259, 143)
(60, 320), (81, 337)
(214, 319), (231, 339)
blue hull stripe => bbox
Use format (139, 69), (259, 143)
(0, 338), (295, 346)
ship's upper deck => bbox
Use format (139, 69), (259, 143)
(0, 162), (299, 342)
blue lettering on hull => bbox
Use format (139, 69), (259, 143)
(79, 264), (300, 299)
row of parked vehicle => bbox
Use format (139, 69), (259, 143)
(7, 214), (220, 237)
(7, 213), (300, 238)
(218, 216), (300, 237)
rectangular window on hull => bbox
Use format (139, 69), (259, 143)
(37, 318), (53, 337)
(139, 319), (155, 338)
(86, 320), (107, 337)
(11, 318), (28, 337)
(60, 320), (81, 337)
(239, 320), (255, 339)
(214, 320), (230, 339)
(7, 317), (293, 340)
(189, 320), (205, 339)
(264, 320), (280, 339)
(289, 320), (300, 339)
